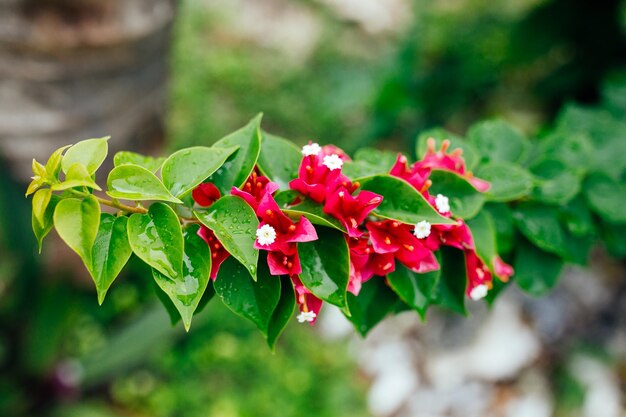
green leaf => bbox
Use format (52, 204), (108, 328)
(266, 273), (296, 350)
(346, 278), (403, 337)
(513, 202), (567, 258)
(584, 172), (626, 224)
(127, 202), (184, 279)
(283, 198), (347, 233)
(600, 220), (626, 258)
(560, 196), (595, 237)
(53, 196), (100, 268)
(343, 148), (398, 180)
(25, 176), (45, 197)
(539, 131), (593, 169)
(61, 137), (109, 175)
(432, 247), (467, 315)
(152, 224), (211, 331)
(32, 195), (59, 253)
(530, 159), (581, 205)
(359, 175), (455, 225)
(428, 170), (485, 219)
(298, 227), (350, 309)
(161, 146), (239, 197)
(416, 127), (479, 169)
(194, 195), (259, 280)
(209, 114), (263, 195)
(214, 256), (281, 336)
(476, 162), (534, 202)
(45, 145), (71, 178)
(514, 238), (564, 296)
(52, 163), (102, 191)
(483, 203), (514, 254)
(387, 264), (440, 319)
(466, 211), (497, 273)
(257, 132), (302, 189)
(89, 214), (132, 305)
(467, 119), (530, 164)
(113, 151), (165, 173)
(107, 165), (182, 203)
(32, 188), (52, 227)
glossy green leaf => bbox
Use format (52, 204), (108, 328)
(90, 214), (132, 305)
(194, 195), (259, 280)
(387, 264), (440, 319)
(466, 211), (497, 273)
(346, 278), (403, 337)
(52, 163), (102, 191)
(600, 220), (626, 258)
(539, 131), (593, 169)
(162, 146), (239, 197)
(343, 148), (398, 179)
(428, 170), (485, 219)
(53, 196), (100, 268)
(359, 175), (455, 225)
(32, 195), (59, 253)
(61, 137), (109, 175)
(208, 114), (263, 195)
(467, 119), (530, 164)
(257, 132), (302, 189)
(483, 203), (514, 254)
(476, 162), (534, 202)
(152, 225), (211, 331)
(45, 145), (71, 178)
(214, 256), (281, 336)
(107, 165), (182, 203)
(32, 188), (52, 227)
(531, 159), (581, 205)
(432, 247), (467, 315)
(560, 196), (595, 237)
(514, 238), (564, 296)
(113, 151), (165, 173)
(513, 202), (567, 258)
(266, 272), (296, 350)
(25, 176), (45, 197)
(127, 202), (184, 280)
(284, 198), (347, 233)
(584, 172), (626, 223)
(298, 227), (350, 309)
(416, 127), (479, 169)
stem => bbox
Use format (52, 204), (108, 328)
(69, 189), (147, 214)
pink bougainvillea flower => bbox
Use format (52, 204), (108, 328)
(347, 235), (395, 294)
(292, 275), (323, 325)
(231, 170), (279, 212)
(389, 154), (431, 193)
(192, 182), (221, 207)
(465, 250), (492, 300)
(321, 144), (351, 161)
(366, 220), (439, 274)
(266, 244), (302, 276)
(197, 226), (230, 280)
(323, 187), (382, 238)
(493, 255), (514, 282)
(432, 220), (474, 251)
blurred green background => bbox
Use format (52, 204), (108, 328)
(1, 0), (625, 415)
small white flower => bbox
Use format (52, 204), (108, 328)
(323, 154), (343, 171)
(413, 220), (431, 239)
(297, 311), (317, 323)
(469, 284), (489, 301)
(256, 224), (277, 246)
(435, 194), (450, 214)
(301, 142), (322, 156)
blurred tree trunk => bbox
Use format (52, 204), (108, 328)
(0, 0), (177, 180)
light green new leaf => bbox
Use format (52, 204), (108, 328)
(61, 137), (109, 175)
(194, 195), (259, 280)
(359, 175), (455, 225)
(257, 132), (302, 189)
(152, 225), (211, 331)
(107, 164), (182, 203)
(387, 264), (440, 320)
(32, 194), (59, 253)
(32, 188), (52, 227)
(428, 170), (485, 219)
(214, 256), (281, 337)
(476, 162), (534, 202)
(298, 227), (350, 309)
(90, 214), (132, 305)
(162, 146), (239, 197)
(467, 119), (530, 164)
(45, 145), (72, 178)
(127, 202), (184, 280)
(113, 151), (165, 173)
(52, 162), (102, 191)
(208, 114), (263, 195)
(53, 196), (100, 268)
(346, 279), (403, 337)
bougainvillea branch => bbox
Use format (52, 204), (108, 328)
(26, 112), (626, 347)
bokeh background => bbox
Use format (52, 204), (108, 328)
(1, 0), (625, 416)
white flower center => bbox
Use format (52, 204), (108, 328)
(435, 194), (450, 214)
(323, 154), (343, 171)
(297, 311), (317, 323)
(302, 143), (322, 157)
(256, 224), (277, 246)
(413, 220), (431, 239)
(469, 284), (489, 300)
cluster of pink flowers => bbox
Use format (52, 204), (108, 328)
(192, 138), (513, 325)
